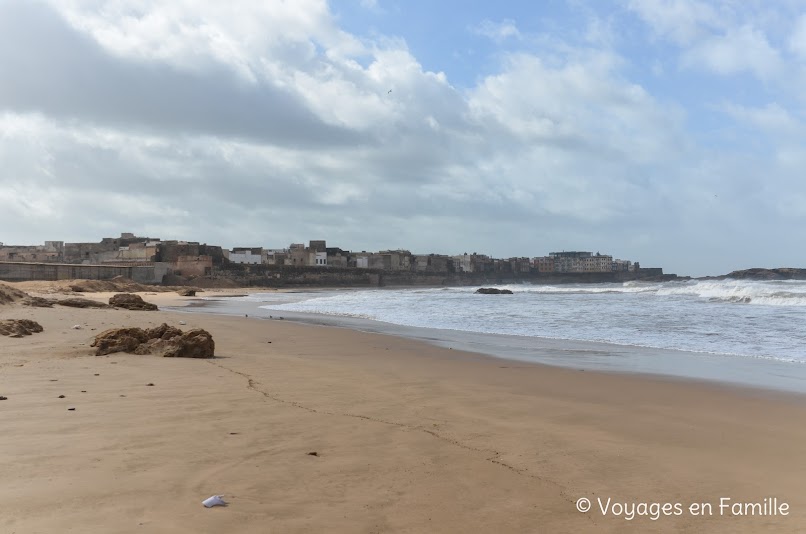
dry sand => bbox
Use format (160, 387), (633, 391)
(2, 285), (806, 533)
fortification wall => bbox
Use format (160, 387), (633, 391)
(196, 265), (667, 288)
(0, 262), (167, 284)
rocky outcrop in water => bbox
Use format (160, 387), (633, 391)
(718, 268), (806, 281)
(475, 288), (514, 295)
(91, 323), (214, 358)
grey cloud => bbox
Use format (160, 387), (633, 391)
(0, 1), (362, 148)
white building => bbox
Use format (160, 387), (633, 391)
(452, 254), (473, 273)
(228, 248), (263, 264)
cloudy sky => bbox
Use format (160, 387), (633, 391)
(1, 0), (805, 276)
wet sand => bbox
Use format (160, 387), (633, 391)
(2, 289), (806, 533)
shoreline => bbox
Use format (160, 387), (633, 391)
(165, 290), (806, 396)
(3, 288), (806, 532)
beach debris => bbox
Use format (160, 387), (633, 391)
(94, 373), (99, 376)
(0, 319), (44, 337)
(0, 396), (7, 400)
(307, 451), (319, 457)
(91, 324), (215, 358)
(475, 288), (514, 295)
(108, 293), (158, 311)
(229, 432), (239, 435)
(81, 390), (87, 393)
(58, 395), (65, 398)
(179, 321), (187, 325)
(68, 407), (75, 411)
(147, 383), (154, 386)
(56, 297), (110, 309)
(72, 325), (82, 330)
(202, 495), (227, 508)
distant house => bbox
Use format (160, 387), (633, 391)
(452, 254), (473, 273)
(228, 247), (263, 264)
(0, 241), (64, 263)
(326, 247), (350, 268)
(265, 249), (288, 265)
(534, 256), (555, 273)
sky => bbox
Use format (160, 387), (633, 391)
(1, 1), (805, 276)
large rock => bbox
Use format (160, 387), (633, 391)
(0, 283), (28, 305)
(176, 288), (197, 296)
(57, 298), (111, 309)
(475, 287), (514, 295)
(91, 323), (214, 358)
(0, 319), (44, 337)
(144, 323), (184, 340)
(135, 329), (215, 358)
(109, 293), (158, 311)
(91, 327), (149, 356)
(22, 296), (56, 308)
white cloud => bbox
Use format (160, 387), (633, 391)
(719, 102), (801, 136)
(790, 14), (806, 59)
(471, 19), (522, 43)
(627, 0), (722, 45)
(682, 25), (783, 80)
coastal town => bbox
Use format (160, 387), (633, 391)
(0, 233), (662, 285)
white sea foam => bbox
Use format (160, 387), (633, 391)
(253, 279), (806, 364)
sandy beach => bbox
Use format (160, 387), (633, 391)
(2, 285), (806, 533)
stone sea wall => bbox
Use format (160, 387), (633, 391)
(0, 261), (676, 287)
(206, 264), (673, 288)
(0, 261), (168, 284)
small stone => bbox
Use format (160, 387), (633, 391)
(307, 451), (319, 457)
(58, 395), (65, 398)
(68, 407), (75, 411)
(146, 383), (154, 386)
(94, 373), (100, 376)
(0, 396), (7, 400)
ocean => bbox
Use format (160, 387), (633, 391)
(178, 279), (806, 393)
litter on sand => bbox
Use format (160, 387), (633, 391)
(179, 321), (186, 325)
(72, 325), (82, 329)
(202, 495), (227, 508)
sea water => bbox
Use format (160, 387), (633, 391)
(186, 279), (806, 392)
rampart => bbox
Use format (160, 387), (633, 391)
(0, 262), (169, 284)
(202, 264), (674, 288)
